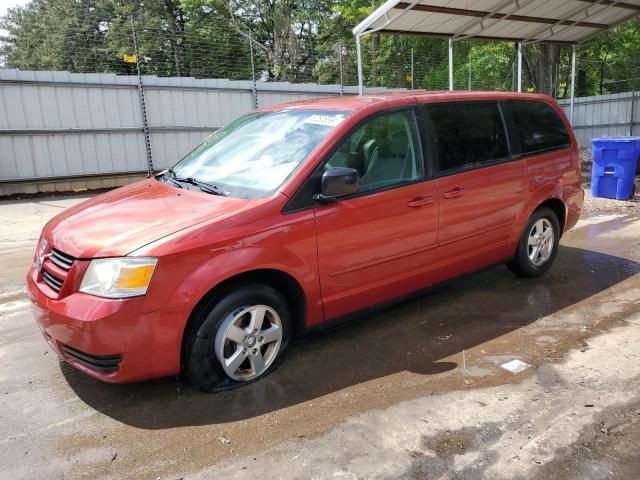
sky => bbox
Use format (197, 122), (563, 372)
(0, 0), (26, 17)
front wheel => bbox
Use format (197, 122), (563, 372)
(507, 207), (560, 278)
(183, 284), (290, 392)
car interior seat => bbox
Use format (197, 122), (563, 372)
(360, 126), (413, 189)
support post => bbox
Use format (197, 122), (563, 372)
(249, 35), (258, 110)
(131, 16), (153, 176)
(570, 44), (576, 126)
(410, 48), (414, 90)
(357, 34), (364, 96)
(339, 43), (344, 96)
(630, 82), (636, 136)
(468, 51), (471, 91)
(517, 41), (522, 93)
(448, 38), (453, 91)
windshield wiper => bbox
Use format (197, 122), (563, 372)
(173, 175), (228, 197)
(161, 168), (184, 189)
(161, 169), (227, 196)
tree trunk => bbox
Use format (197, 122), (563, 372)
(521, 44), (560, 94)
(577, 68), (588, 97)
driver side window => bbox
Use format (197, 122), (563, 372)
(324, 110), (422, 193)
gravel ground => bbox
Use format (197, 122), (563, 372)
(582, 188), (639, 215)
(580, 146), (593, 186)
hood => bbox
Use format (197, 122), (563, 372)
(44, 179), (250, 258)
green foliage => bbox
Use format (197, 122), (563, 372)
(573, 17), (640, 95)
(0, 0), (128, 73)
(0, 0), (638, 96)
(461, 42), (515, 91)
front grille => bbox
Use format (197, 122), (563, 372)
(62, 345), (122, 373)
(50, 248), (75, 271)
(42, 270), (64, 292)
(40, 247), (75, 294)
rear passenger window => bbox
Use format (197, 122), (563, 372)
(427, 102), (509, 173)
(503, 101), (570, 154)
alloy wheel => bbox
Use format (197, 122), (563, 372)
(214, 305), (283, 381)
(527, 218), (554, 266)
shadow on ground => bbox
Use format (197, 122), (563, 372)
(63, 245), (640, 429)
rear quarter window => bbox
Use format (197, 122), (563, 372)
(502, 100), (570, 155)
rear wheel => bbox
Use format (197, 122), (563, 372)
(183, 284), (290, 392)
(507, 207), (560, 278)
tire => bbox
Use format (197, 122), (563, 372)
(183, 284), (291, 393)
(507, 207), (561, 278)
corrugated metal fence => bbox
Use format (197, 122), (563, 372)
(558, 91), (638, 146)
(0, 69), (385, 195)
(0, 68), (636, 195)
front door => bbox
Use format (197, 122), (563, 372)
(313, 109), (439, 320)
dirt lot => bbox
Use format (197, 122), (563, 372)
(0, 190), (639, 480)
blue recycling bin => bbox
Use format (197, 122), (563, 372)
(591, 137), (640, 200)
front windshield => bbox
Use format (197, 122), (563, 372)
(169, 110), (351, 199)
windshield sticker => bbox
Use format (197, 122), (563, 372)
(303, 114), (346, 127)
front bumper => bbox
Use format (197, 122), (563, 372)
(27, 266), (188, 383)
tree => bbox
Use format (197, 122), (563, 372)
(219, 0), (338, 81)
(1, 0), (638, 96)
(0, 0), (126, 73)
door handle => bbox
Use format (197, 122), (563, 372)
(443, 187), (465, 199)
(407, 196), (433, 207)
(535, 175), (553, 185)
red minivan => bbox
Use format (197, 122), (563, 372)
(27, 91), (583, 392)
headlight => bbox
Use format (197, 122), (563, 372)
(79, 257), (158, 299)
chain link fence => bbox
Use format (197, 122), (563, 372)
(1, 10), (638, 97)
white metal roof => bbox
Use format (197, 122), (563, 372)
(353, 0), (640, 44)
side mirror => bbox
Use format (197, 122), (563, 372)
(314, 167), (359, 202)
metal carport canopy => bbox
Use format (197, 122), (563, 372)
(352, 0), (640, 109)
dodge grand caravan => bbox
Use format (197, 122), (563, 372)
(27, 91), (583, 392)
